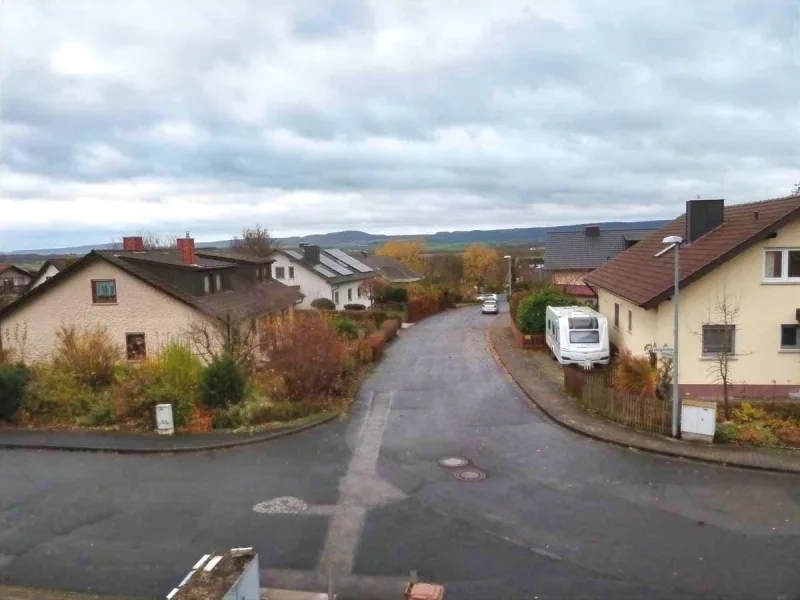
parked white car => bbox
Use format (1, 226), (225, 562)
(482, 299), (499, 315)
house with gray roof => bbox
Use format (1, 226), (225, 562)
(268, 245), (376, 309)
(544, 226), (658, 302)
(348, 252), (423, 284)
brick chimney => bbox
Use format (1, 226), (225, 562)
(123, 236), (144, 252)
(584, 226), (600, 238)
(177, 234), (196, 265)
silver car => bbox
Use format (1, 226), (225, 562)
(482, 299), (499, 314)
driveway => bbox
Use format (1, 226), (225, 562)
(0, 304), (798, 599)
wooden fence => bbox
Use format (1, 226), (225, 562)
(564, 367), (673, 436)
(510, 318), (547, 350)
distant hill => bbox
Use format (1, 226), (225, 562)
(3, 220), (669, 257)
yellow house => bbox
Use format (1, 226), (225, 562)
(585, 195), (800, 399)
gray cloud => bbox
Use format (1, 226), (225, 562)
(1, 0), (798, 250)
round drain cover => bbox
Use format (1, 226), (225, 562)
(253, 496), (308, 514)
(438, 456), (469, 468)
(454, 469), (486, 482)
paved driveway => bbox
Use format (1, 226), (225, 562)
(0, 304), (798, 599)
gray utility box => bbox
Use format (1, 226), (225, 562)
(681, 399), (716, 443)
(167, 548), (259, 600)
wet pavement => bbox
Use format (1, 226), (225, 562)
(0, 304), (798, 599)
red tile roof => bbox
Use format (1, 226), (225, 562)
(584, 195), (800, 308)
(560, 284), (597, 298)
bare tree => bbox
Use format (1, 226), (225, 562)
(142, 233), (178, 250)
(792, 182), (800, 196)
(231, 225), (277, 257)
(694, 287), (749, 419)
(186, 313), (261, 371)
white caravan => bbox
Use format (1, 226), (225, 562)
(545, 306), (610, 368)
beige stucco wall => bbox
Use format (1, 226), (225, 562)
(597, 290), (659, 355)
(596, 218), (800, 387)
(552, 270), (593, 285)
(0, 259), (211, 363)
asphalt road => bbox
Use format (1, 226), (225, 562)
(0, 305), (798, 599)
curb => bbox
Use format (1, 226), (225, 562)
(0, 411), (342, 455)
(488, 327), (800, 475)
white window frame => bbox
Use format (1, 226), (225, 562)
(763, 248), (800, 283)
(289, 266), (295, 279)
(780, 324), (800, 351)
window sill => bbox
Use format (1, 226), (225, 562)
(92, 301), (118, 305)
(761, 280), (800, 285)
(778, 349), (800, 353)
(699, 356), (738, 361)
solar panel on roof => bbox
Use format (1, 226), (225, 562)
(313, 264), (336, 278)
(319, 255), (352, 276)
(326, 249), (374, 273)
(285, 250), (302, 259)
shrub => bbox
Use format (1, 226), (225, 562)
(343, 303), (366, 311)
(516, 288), (572, 334)
(244, 401), (317, 425)
(261, 313), (349, 403)
(23, 365), (92, 422)
(355, 339), (374, 363)
(366, 333), (386, 360)
(0, 364), (29, 421)
(149, 342), (203, 426)
(381, 319), (400, 342)
(732, 402), (766, 424)
(311, 298), (336, 310)
(714, 422), (741, 444)
(772, 419), (800, 447)
(199, 356), (246, 409)
(340, 310), (388, 328)
(738, 423), (778, 446)
(76, 400), (115, 427)
(385, 286), (409, 303)
(612, 349), (657, 398)
(53, 325), (120, 389)
(333, 318), (361, 341)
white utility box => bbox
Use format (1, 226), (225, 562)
(155, 403), (174, 435)
(167, 548), (260, 600)
(681, 399), (716, 443)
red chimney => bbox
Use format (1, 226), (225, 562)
(178, 235), (196, 265)
(123, 236), (144, 252)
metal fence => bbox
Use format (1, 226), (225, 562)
(564, 367), (673, 436)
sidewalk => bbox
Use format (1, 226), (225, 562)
(489, 317), (800, 474)
(0, 412), (339, 454)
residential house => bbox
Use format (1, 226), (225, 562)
(268, 245), (375, 308)
(585, 195), (800, 399)
(26, 258), (72, 291)
(0, 265), (34, 294)
(0, 235), (303, 363)
(544, 226), (658, 303)
(515, 256), (546, 285)
(348, 253), (423, 284)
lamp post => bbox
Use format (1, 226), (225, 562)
(663, 235), (683, 438)
(503, 255), (512, 297)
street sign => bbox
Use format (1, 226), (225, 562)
(653, 344), (674, 357)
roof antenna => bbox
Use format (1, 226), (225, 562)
(185, 231), (191, 239)
(696, 194), (700, 200)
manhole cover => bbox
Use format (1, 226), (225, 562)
(438, 456), (469, 468)
(454, 469), (486, 482)
(253, 496), (308, 514)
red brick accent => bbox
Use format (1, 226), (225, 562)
(510, 319), (547, 350)
(680, 383), (799, 401)
(122, 236), (144, 251)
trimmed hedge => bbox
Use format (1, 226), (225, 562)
(516, 288), (573, 334)
(311, 298), (336, 310)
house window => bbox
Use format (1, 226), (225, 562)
(275, 267), (285, 279)
(348, 288), (353, 302)
(204, 275), (211, 294)
(92, 279), (117, 303)
(628, 310), (632, 332)
(780, 325), (800, 350)
(357, 286), (363, 299)
(125, 333), (146, 360)
(289, 266), (295, 279)
(334, 290), (340, 305)
(214, 273), (222, 292)
(702, 325), (735, 356)
(613, 303), (620, 328)
(764, 249), (800, 282)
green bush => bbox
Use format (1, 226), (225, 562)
(148, 342), (202, 426)
(0, 364), (30, 421)
(311, 298), (336, 310)
(245, 401), (317, 425)
(343, 303), (366, 311)
(385, 287), (409, 303)
(715, 422), (741, 444)
(199, 356), (246, 409)
(516, 288), (573, 334)
(76, 400), (115, 427)
(53, 325), (120, 389)
(732, 401), (766, 424)
(23, 365), (92, 422)
(333, 318), (360, 341)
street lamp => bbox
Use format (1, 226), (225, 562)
(503, 255), (512, 297)
(663, 235), (683, 438)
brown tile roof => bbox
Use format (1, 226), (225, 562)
(584, 195), (800, 308)
(0, 251), (303, 322)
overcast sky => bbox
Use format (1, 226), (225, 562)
(1, 0), (798, 251)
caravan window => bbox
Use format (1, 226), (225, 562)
(570, 330), (600, 343)
(568, 317), (598, 330)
